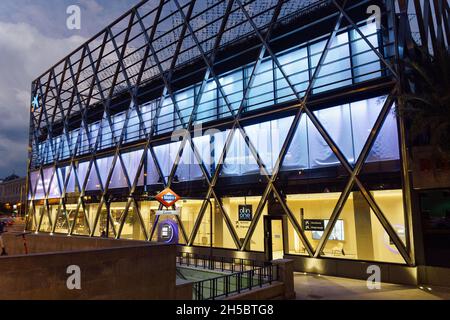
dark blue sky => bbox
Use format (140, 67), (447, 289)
(0, 0), (139, 178)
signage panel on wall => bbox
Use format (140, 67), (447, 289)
(303, 219), (325, 231)
(155, 188), (181, 208)
(238, 205), (253, 221)
(156, 208), (181, 216)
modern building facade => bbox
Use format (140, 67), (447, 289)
(26, 0), (450, 278)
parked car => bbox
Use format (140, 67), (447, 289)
(0, 217), (15, 226)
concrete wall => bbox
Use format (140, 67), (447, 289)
(2, 233), (144, 256)
(0, 235), (177, 300)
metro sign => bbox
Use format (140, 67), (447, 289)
(155, 188), (181, 208)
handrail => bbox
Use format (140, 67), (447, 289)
(176, 252), (278, 300)
(176, 251), (267, 273)
(191, 263), (278, 300)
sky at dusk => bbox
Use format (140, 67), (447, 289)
(0, 0), (139, 178)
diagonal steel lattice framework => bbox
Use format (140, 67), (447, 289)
(26, 0), (448, 266)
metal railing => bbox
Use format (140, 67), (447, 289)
(176, 252), (266, 273)
(176, 252), (278, 300)
(192, 263), (278, 300)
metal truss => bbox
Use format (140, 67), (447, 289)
(25, 0), (443, 266)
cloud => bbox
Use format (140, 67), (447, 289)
(0, 21), (87, 177)
(79, 0), (104, 15)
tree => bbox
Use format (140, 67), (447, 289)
(398, 45), (450, 156)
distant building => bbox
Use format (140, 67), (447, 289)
(0, 175), (26, 214)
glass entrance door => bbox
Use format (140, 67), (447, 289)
(264, 216), (287, 261)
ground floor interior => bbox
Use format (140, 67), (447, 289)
(28, 188), (408, 265)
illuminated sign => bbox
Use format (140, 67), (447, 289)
(156, 208), (181, 216)
(31, 95), (40, 112)
(155, 188), (181, 208)
(157, 220), (179, 244)
(238, 205), (253, 221)
(303, 219), (325, 231)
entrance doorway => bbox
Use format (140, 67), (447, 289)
(264, 215), (287, 261)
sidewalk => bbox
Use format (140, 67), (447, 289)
(294, 273), (450, 300)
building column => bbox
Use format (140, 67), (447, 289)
(353, 191), (374, 260)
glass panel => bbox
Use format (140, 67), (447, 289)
(350, 22), (381, 82)
(313, 104), (354, 164)
(48, 170), (61, 198)
(93, 204), (115, 238)
(122, 150), (145, 186)
(286, 193), (341, 255)
(157, 96), (175, 134)
(221, 196), (267, 252)
(320, 191), (406, 264)
(100, 118), (113, 149)
(96, 156), (114, 189)
(372, 190), (407, 246)
(79, 127), (89, 155)
(39, 206), (52, 232)
(177, 199), (203, 243)
(350, 96), (386, 160)
(219, 69), (243, 116)
(34, 172), (45, 200)
(281, 115), (309, 171)
(49, 205), (59, 230)
(121, 203), (146, 241)
(112, 112), (126, 142)
(54, 206), (70, 234)
(139, 201), (159, 239)
(89, 122), (100, 150)
(193, 201), (214, 247)
(109, 158), (129, 189)
(221, 129), (259, 176)
(85, 165), (102, 191)
(146, 150), (162, 185)
(72, 206), (90, 236)
(307, 114), (340, 168)
(313, 32), (352, 94)
(35, 205), (47, 232)
(42, 167), (53, 197)
(192, 135), (212, 177)
(77, 162), (89, 190)
(196, 80), (217, 124)
(271, 220), (284, 260)
(175, 86), (195, 125)
(287, 218), (308, 256)
(246, 58), (275, 111)
(245, 116), (294, 174)
(366, 105), (400, 163)
(29, 205), (38, 231)
(126, 108), (141, 143)
(276, 46), (309, 102)
(29, 171), (40, 198)
(140, 100), (157, 135)
(110, 203), (127, 235)
(174, 142), (204, 182)
(86, 203), (99, 232)
(154, 141), (181, 181)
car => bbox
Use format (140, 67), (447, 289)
(0, 217), (14, 226)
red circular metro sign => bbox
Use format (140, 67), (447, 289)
(155, 188), (181, 208)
